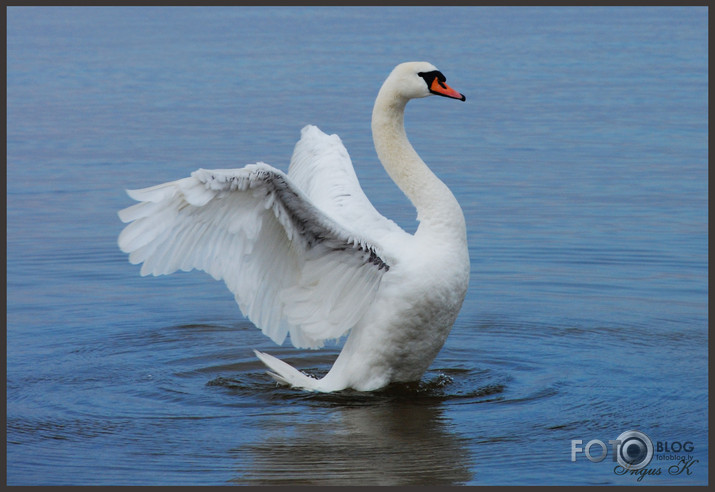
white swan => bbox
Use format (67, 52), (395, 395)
(118, 61), (469, 392)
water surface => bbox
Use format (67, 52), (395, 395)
(6, 6), (708, 485)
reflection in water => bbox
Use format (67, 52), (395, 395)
(230, 401), (474, 485)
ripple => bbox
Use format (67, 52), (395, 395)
(7, 415), (131, 444)
(206, 366), (509, 408)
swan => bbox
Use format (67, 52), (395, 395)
(118, 61), (469, 392)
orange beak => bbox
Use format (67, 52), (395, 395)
(430, 77), (466, 101)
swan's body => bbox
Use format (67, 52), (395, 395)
(118, 62), (469, 392)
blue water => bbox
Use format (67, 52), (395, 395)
(6, 6), (708, 485)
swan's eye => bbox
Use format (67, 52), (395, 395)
(418, 70), (447, 88)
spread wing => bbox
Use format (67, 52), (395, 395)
(117, 164), (390, 349)
(288, 125), (405, 245)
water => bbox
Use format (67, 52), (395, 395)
(6, 6), (708, 485)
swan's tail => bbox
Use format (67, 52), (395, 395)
(253, 350), (322, 392)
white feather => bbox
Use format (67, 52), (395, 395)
(118, 163), (389, 349)
(288, 125), (404, 243)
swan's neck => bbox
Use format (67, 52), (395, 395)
(371, 89), (465, 235)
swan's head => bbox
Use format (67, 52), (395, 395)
(386, 61), (466, 102)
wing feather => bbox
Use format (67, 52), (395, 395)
(288, 125), (405, 243)
(118, 163), (391, 349)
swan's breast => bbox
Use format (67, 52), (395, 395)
(354, 243), (469, 380)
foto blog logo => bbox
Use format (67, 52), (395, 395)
(571, 430), (699, 482)
(571, 430), (653, 470)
